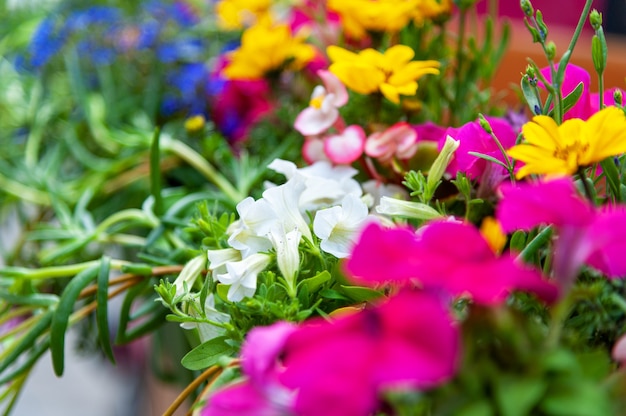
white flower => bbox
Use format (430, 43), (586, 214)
(262, 176), (313, 243)
(428, 134), (460, 189)
(376, 196), (443, 220)
(216, 252), (272, 302)
(207, 248), (242, 274)
(269, 226), (302, 295)
(227, 197), (275, 257)
(172, 255), (206, 296)
(313, 194), (371, 258)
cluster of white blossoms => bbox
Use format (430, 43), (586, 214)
(207, 158), (377, 302)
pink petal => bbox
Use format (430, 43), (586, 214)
(302, 137), (329, 164)
(323, 125), (365, 164)
(318, 69), (348, 107)
(345, 222), (424, 285)
(590, 88), (626, 114)
(242, 322), (297, 383)
(374, 290), (460, 388)
(202, 380), (285, 416)
(496, 178), (595, 232)
(585, 208), (626, 277)
(294, 106), (338, 136)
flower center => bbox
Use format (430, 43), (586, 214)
(309, 95), (325, 109)
(553, 141), (589, 162)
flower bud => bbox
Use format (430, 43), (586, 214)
(614, 90), (623, 106)
(520, 0), (534, 17)
(535, 10), (548, 41)
(545, 41), (557, 60)
(478, 114), (493, 134)
(589, 9), (603, 31)
(427, 135), (460, 192)
(376, 197), (442, 220)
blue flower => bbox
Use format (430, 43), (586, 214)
(29, 16), (68, 68)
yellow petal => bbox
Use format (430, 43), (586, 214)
(521, 116), (562, 150)
(585, 106), (626, 162)
(383, 45), (415, 66)
(388, 61), (440, 85)
(379, 83), (401, 104)
(329, 62), (383, 94)
(327, 45), (360, 63)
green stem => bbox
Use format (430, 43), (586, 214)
(1, 259), (129, 280)
(164, 139), (243, 205)
(577, 166), (595, 202)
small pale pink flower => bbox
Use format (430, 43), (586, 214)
(323, 124), (366, 164)
(294, 70), (348, 136)
(302, 137), (329, 164)
(365, 122), (418, 163)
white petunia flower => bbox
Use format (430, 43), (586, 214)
(262, 176), (313, 243)
(173, 255), (206, 296)
(216, 252), (272, 302)
(313, 194), (371, 258)
(269, 226), (302, 296)
(207, 248), (242, 275)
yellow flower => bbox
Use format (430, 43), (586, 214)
(508, 106), (626, 179)
(414, 0), (452, 24)
(215, 0), (272, 29)
(328, 0), (420, 39)
(222, 22), (315, 80)
(327, 45), (440, 104)
(480, 217), (506, 254)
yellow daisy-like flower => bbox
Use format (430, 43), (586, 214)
(508, 106), (626, 179)
(215, 0), (272, 29)
(222, 22), (315, 80)
(327, 45), (440, 104)
(414, 0), (452, 24)
(328, 0), (420, 40)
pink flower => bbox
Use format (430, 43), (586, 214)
(202, 322), (297, 416)
(365, 122), (418, 164)
(443, 117), (517, 184)
(294, 70), (348, 136)
(280, 290), (460, 416)
(591, 87), (626, 114)
(346, 222), (558, 305)
(497, 178), (626, 289)
(323, 124), (366, 164)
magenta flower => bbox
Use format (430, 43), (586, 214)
(497, 178), (626, 288)
(202, 322), (297, 416)
(443, 117), (517, 185)
(279, 290), (460, 416)
(346, 222), (558, 305)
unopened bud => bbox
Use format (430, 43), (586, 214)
(614, 90), (623, 106)
(546, 41), (557, 60)
(535, 10), (548, 41)
(427, 135), (460, 191)
(478, 114), (493, 134)
(589, 9), (603, 31)
(520, 0), (534, 17)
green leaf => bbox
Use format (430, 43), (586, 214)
(0, 312), (52, 375)
(518, 226), (553, 264)
(495, 376), (547, 416)
(540, 380), (611, 416)
(0, 292), (59, 307)
(216, 283), (230, 302)
(467, 152), (508, 169)
(50, 265), (99, 376)
(509, 231), (527, 253)
(96, 256), (115, 364)
(299, 270), (331, 292)
(340, 285), (383, 302)
(560, 82), (584, 115)
(181, 336), (236, 371)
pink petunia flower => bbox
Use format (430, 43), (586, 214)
(443, 117), (517, 186)
(540, 64), (593, 120)
(202, 322), (297, 416)
(365, 122), (419, 164)
(279, 289), (460, 416)
(346, 221), (558, 305)
(294, 70), (348, 136)
(497, 177), (626, 289)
